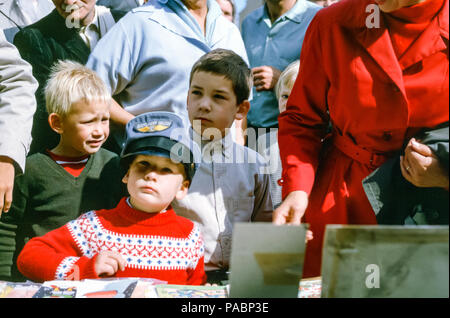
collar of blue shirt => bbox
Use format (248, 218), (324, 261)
(154, 0), (223, 45)
(259, 0), (311, 25)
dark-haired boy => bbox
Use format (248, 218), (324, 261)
(172, 49), (273, 284)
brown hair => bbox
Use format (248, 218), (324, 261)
(189, 49), (252, 105)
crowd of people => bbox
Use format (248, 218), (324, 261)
(0, 0), (448, 286)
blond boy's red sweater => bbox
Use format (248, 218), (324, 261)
(17, 198), (206, 285)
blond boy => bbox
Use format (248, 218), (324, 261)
(259, 60), (313, 241)
(260, 60), (300, 209)
(0, 60), (125, 281)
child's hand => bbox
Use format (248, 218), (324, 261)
(94, 251), (127, 277)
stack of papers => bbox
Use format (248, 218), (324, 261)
(0, 277), (165, 298)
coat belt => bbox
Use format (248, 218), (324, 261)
(332, 133), (393, 168)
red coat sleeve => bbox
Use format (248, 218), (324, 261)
(278, 14), (331, 198)
(16, 224), (99, 282)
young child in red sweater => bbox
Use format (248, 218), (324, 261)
(17, 112), (207, 285)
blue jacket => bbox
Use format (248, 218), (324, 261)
(87, 0), (248, 133)
(363, 122), (449, 225)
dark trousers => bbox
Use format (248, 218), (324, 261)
(206, 269), (229, 285)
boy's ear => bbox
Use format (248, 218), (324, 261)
(122, 170), (130, 184)
(175, 180), (190, 201)
(48, 113), (64, 134)
(235, 100), (250, 121)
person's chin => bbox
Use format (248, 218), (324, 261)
(376, 0), (398, 12)
(132, 196), (165, 213)
(85, 141), (104, 152)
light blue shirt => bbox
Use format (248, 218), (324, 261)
(172, 131), (273, 270)
(86, 0), (248, 143)
(241, 0), (320, 128)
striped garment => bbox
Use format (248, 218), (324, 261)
(17, 197), (206, 285)
(46, 151), (90, 177)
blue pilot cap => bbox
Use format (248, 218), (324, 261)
(120, 112), (200, 182)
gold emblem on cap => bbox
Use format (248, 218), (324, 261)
(135, 120), (172, 133)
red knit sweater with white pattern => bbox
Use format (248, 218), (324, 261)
(17, 197), (206, 285)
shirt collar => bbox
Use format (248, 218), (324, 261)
(191, 128), (234, 160)
(258, 0), (309, 25)
(161, 0), (222, 43)
(80, 6), (99, 32)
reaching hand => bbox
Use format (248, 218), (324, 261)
(400, 138), (449, 190)
(94, 251), (127, 277)
(0, 156), (15, 217)
(273, 190), (309, 225)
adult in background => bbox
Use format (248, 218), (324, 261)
(216, 0), (236, 23)
(274, 0), (449, 278)
(0, 31), (37, 216)
(238, 0), (263, 26)
(0, 0), (53, 42)
(86, 0), (248, 149)
(241, 0), (320, 144)
(13, 0), (126, 155)
(308, 0), (339, 7)
(97, 0), (146, 11)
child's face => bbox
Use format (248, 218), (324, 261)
(122, 155), (189, 213)
(54, 99), (110, 157)
(278, 83), (294, 114)
(187, 71), (248, 139)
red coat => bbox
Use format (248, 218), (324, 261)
(278, 0), (449, 278)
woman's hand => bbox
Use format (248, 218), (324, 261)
(400, 138), (449, 190)
(273, 191), (313, 242)
(273, 190), (309, 225)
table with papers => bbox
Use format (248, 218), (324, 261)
(0, 277), (322, 298)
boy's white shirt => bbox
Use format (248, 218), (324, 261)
(172, 129), (273, 271)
